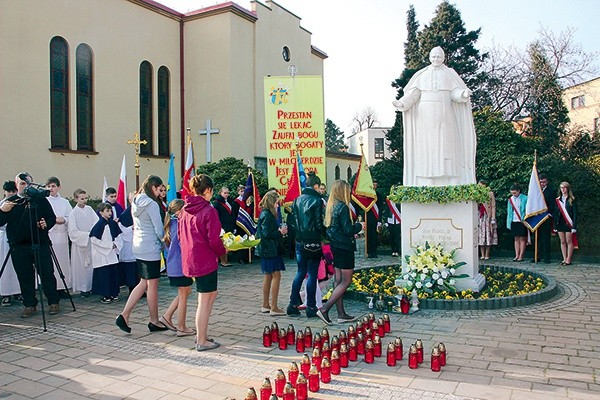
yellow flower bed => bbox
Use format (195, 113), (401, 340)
(349, 266), (546, 300)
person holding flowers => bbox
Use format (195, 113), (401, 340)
(255, 190), (288, 316)
(316, 180), (363, 325)
(178, 174), (226, 351)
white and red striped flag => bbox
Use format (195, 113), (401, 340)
(116, 155), (127, 209)
(180, 136), (195, 200)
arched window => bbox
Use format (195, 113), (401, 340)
(50, 36), (69, 149)
(139, 61), (153, 155)
(157, 66), (170, 157)
(347, 166), (352, 181)
(76, 44), (94, 151)
(335, 164), (340, 180)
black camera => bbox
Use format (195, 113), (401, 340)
(25, 184), (50, 198)
(18, 173), (50, 199)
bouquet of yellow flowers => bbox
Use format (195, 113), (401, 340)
(221, 231), (260, 251)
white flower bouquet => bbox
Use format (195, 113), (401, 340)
(395, 242), (467, 295)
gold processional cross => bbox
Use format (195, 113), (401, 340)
(126, 132), (147, 191)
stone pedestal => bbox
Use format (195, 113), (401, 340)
(401, 201), (485, 292)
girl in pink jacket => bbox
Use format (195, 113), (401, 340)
(178, 174), (226, 352)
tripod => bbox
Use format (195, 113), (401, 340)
(0, 197), (76, 331)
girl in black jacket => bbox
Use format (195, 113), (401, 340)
(316, 180), (363, 325)
(256, 191), (288, 316)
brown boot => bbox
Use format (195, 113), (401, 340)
(21, 306), (37, 318)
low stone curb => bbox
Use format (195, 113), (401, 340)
(346, 265), (558, 311)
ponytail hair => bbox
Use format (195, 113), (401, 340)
(163, 199), (185, 247)
(189, 174), (214, 197)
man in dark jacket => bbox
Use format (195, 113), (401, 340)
(213, 186), (235, 266)
(534, 174), (554, 264)
(365, 180), (384, 258)
(0, 173), (60, 318)
(287, 171), (325, 318)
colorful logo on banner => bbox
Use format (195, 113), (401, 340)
(264, 76), (326, 198)
(269, 84), (289, 105)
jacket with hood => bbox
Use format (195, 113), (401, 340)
(178, 195), (226, 278)
(131, 193), (164, 261)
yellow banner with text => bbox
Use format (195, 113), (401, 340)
(264, 75), (326, 198)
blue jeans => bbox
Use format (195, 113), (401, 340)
(290, 242), (320, 310)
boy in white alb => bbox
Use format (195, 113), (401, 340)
(46, 177), (72, 295)
(68, 189), (98, 296)
(90, 203), (122, 303)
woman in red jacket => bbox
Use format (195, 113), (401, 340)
(178, 174), (226, 351)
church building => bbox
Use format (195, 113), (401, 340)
(0, 0), (358, 197)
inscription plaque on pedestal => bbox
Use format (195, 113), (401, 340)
(410, 219), (463, 249)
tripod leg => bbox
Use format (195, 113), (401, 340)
(49, 244), (76, 311)
(0, 248), (11, 281)
(31, 245), (48, 332)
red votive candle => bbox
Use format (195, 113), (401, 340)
(386, 343), (397, 367)
(274, 369), (286, 397)
(286, 324), (295, 345)
(408, 344), (418, 369)
(296, 373), (308, 400)
(308, 365), (320, 392)
(259, 377), (272, 400)
(262, 326), (271, 347)
(296, 331), (305, 353)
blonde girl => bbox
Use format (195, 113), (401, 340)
(159, 199), (195, 336)
(316, 180), (363, 325)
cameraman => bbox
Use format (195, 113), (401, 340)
(0, 173), (60, 317)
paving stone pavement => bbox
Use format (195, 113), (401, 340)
(1, 255), (599, 400)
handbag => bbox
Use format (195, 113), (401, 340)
(301, 242), (322, 260)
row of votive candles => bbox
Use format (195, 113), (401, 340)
(262, 313), (392, 351)
(407, 340), (447, 371)
(246, 340), (448, 400)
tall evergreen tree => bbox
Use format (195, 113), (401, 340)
(404, 5), (421, 70)
(526, 42), (569, 155)
(324, 118), (347, 151)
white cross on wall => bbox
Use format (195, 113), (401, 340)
(198, 119), (220, 163)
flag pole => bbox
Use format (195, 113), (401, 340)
(360, 142), (368, 259)
(364, 209), (369, 259)
(533, 150), (538, 263)
(247, 160), (252, 263)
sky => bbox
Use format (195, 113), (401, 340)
(157, 0), (600, 137)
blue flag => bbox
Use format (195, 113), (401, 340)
(523, 161), (550, 232)
(297, 151), (307, 189)
(166, 153), (177, 203)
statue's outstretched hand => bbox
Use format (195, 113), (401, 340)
(392, 100), (404, 111)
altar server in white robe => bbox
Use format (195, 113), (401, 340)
(0, 180), (21, 306)
(68, 189), (98, 295)
(46, 177), (72, 291)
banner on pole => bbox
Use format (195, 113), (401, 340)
(264, 75), (326, 198)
